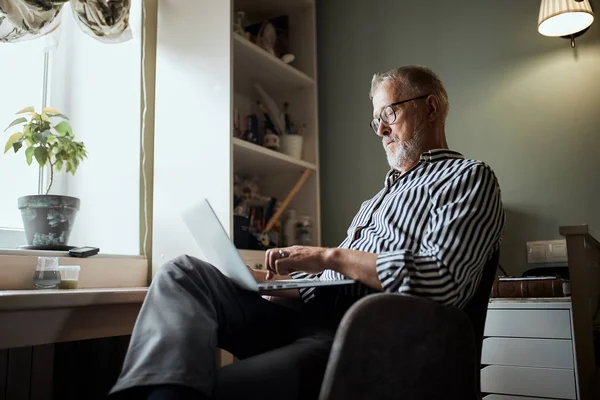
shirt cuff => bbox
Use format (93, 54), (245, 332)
(376, 250), (413, 292)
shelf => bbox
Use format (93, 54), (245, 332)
(235, 0), (312, 15)
(233, 34), (314, 93)
(233, 137), (316, 175)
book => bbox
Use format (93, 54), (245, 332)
(491, 277), (570, 298)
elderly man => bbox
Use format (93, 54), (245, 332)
(110, 66), (505, 400)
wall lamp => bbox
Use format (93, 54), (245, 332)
(538, 0), (595, 47)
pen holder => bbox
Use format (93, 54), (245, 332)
(280, 134), (303, 159)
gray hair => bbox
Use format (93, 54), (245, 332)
(369, 65), (449, 121)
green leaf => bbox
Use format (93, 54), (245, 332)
(40, 130), (51, 143)
(4, 132), (22, 153)
(66, 161), (72, 174)
(56, 160), (63, 171)
(54, 121), (72, 136)
(33, 131), (44, 143)
(15, 106), (34, 114)
(25, 146), (35, 165)
(12, 141), (23, 153)
(33, 146), (48, 167)
(5, 117), (27, 132)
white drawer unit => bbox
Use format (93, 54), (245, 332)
(483, 300), (579, 400)
(482, 337), (574, 369)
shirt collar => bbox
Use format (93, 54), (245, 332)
(385, 149), (465, 186)
(419, 149), (465, 162)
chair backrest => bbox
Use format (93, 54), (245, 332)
(461, 250), (500, 394)
(319, 250), (501, 400)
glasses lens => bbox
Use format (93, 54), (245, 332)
(381, 106), (396, 125)
(370, 119), (379, 133)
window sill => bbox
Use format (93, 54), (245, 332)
(0, 249), (148, 290)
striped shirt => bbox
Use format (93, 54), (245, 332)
(291, 149), (505, 309)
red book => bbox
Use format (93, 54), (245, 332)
(492, 277), (570, 298)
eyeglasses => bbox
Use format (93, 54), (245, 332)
(369, 94), (430, 133)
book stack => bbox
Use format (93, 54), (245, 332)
(491, 276), (571, 298)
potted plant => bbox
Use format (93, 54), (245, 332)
(3, 106), (87, 249)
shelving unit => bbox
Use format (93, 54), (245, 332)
(151, 0), (319, 274)
(233, 137), (316, 175)
(232, 0), (320, 258)
(233, 34), (314, 93)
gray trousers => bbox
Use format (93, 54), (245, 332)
(109, 255), (347, 400)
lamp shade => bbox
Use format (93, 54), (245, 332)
(538, 0), (594, 37)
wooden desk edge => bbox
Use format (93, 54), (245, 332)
(560, 224), (600, 249)
(0, 287), (148, 311)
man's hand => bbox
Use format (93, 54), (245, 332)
(265, 246), (328, 280)
(247, 265), (301, 298)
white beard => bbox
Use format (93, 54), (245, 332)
(384, 126), (426, 170)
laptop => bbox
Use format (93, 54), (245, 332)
(182, 198), (355, 292)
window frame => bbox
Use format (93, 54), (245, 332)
(0, 47), (51, 236)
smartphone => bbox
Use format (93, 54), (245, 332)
(69, 246), (100, 258)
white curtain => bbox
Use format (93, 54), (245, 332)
(0, 0), (132, 43)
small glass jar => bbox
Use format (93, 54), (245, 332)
(295, 215), (313, 246)
(58, 265), (81, 289)
(33, 257), (61, 289)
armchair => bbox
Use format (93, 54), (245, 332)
(319, 251), (499, 400)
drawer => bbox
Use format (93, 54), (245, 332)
(482, 337), (574, 369)
(484, 395), (558, 400)
(484, 309), (572, 339)
(481, 365), (576, 400)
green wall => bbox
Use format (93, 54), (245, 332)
(316, 0), (600, 275)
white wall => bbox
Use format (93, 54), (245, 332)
(152, 0), (232, 273)
(316, 0), (600, 275)
(50, 2), (142, 255)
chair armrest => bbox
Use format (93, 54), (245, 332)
(319, 293), (478, 400)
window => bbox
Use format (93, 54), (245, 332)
(0, 43), (48, 231)
(48, 2), (143, 255)
(1, 0), (142, 255)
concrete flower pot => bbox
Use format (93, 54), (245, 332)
(18, 195), (80, 247)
